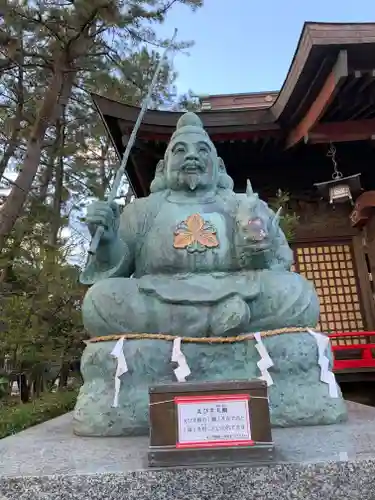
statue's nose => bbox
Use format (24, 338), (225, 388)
(184, 150), (199, 161)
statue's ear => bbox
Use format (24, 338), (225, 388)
(150, 159), (166, 193)
(155, 159), (165, 174)
(217, 157), (234, 190)
(218, 157), (226, 173)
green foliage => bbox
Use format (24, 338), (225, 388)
(0, 376), (10, 399)
(0, 389), (78, 438)
(0, 232), (86, 384)
(269, 189), (299, 242)
(0, 0), (202, 403)
(0, 0), (202, 251)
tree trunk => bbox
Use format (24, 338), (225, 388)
(0, 37), (24, 179)
(48, 117), (65, 248)
(18, 373), (30, 403)
(33, 373), (45, 398)
(58, 362), (70, 391)
(0, 65), (75, 252)
(0, 12), (99, 251)
(38, 164), (54, 203)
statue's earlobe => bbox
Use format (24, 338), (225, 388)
(218, 157), (225, 172)
(150, 159), (166, 193)
(155, 159), (165, 173)
(217, 157), (234, 190)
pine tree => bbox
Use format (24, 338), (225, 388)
(0, 0), (203, 400)
(0, 0), (202, 250)
(269, 190), (299, 242)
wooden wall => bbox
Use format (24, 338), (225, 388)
(290, 200), (375, 333)
(292, 200), (356, 241)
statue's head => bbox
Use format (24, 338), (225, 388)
(150, 112), (234, 193)
(236, 179), (282, 250)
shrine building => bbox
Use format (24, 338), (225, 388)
(92, 22), (375, 341)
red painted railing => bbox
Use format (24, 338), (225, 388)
(328, 331), (375, 371)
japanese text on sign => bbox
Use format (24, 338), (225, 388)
(175, 394), (252, 448)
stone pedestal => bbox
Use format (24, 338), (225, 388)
(73, 331), (347, 437)
(0, 402), (373, 500)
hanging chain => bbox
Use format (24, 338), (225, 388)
(327, 142), (343, 180)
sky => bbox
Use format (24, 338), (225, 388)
(3, 1), (375, 264)
(158, 0), (375, 96)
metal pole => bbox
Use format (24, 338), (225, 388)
(88, 29), (178, 255)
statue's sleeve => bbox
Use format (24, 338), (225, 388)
(80, 201), (141, 285)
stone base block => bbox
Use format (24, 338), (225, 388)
(74, 333), (347, 436)
(1, 403), (374, 500)
(73, 332), (347, 436)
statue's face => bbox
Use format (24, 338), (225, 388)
(165, 132), (218, 192)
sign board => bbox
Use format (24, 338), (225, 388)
(148, 380), (273, 467)
(175, 394), (253, 448)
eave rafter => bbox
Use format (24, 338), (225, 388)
(306, 119), (375, 144)
(285, 50), (348, 149)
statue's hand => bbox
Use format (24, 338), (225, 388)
(85, 201), (120, 243)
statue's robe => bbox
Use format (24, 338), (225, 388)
(81, 190), (319, 337)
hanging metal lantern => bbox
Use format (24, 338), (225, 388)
(314, 144), (362, 206)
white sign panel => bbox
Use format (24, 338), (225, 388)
(175, 394), (252, 448)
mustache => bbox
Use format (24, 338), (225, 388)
(181, 160), (206, 172)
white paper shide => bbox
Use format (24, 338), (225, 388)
(308, 328), (339, 398)
(110, 336), (128, 408)
(254, 332), (274, 386)
(171, 337), (191, 382)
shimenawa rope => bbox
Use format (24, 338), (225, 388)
(87, 326), (319, 344)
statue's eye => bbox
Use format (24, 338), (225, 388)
(174, 147), (185, 154)
(248, 218), (262, 227)
(199, 148), (209, 155)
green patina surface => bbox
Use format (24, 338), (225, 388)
(74, 112), (347, 436)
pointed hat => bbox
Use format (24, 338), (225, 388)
(169, 112), (211, 142)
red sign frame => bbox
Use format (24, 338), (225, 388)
(174, 394), (254, 449)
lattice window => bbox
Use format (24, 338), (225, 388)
(293, 243), (365, 345)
